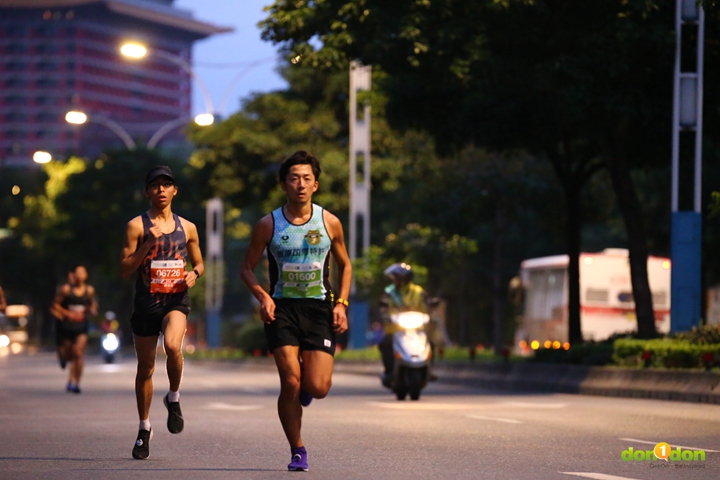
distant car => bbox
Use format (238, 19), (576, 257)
(0, 304), (31, 352)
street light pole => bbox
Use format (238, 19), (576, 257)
(347, 61), (372, 349)
(670, 0), (704, 332)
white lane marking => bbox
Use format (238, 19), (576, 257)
(368, 401), (476, 411)
(503, 401), (568, 409)
(619, 437), (720, 453)
(560, 473), (642, 480)
(466, 414), (522, 424)
(202, 402), (263, 411)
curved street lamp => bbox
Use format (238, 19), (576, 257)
(120, 42), (215, 126)
(65, 110), (137, 150)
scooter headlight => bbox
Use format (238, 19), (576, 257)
(395, 312), (429, 329)
(102, 333), (119, 352)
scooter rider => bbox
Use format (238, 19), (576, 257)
(378, 263), (429, 387)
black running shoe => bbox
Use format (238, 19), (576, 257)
(132, 429), (152, 460)
(163, 394), (184, 433)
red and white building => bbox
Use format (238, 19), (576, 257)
(0, 0), (230, 166)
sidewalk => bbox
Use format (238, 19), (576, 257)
(333, 360), (720, 404)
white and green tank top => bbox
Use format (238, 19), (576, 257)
(268, 204), (332, 300)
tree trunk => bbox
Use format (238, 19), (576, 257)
(492, 201), (506, 356)
(566, 183), (583, 345)
(606, 150), (657, 339)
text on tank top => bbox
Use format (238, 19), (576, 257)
(268, 204), (332, 300)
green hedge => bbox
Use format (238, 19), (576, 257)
(613, 338), (720, 368)
(531, 342), (614, 365)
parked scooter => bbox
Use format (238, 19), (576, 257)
(386, 310), (431, 401)
(100, 311), (121, 363)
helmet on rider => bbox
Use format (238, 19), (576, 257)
(384, 263), (414, 287)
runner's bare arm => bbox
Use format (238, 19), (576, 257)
(240, 215), (276, 323)
(120, 216), (156, 279)
(87, 285), (98, 316)
(52, 284), (77, 321)
(326, 211), (352, 334)
(0, 286), (6, 313)
(182, 219), (204, 288)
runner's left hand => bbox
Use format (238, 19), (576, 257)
(332, 304), (348, 334)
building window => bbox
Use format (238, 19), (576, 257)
(6, 44), (28, 54)
(5, 96), (27, 106)
(5, 62), (26, 71)
(36, 44), (58, 54)
(36, 78), (58, 88)
(35, 26), (57, 37)
(36, 62), (57, 72)
(5, 78), (24, 88)
(35, 96), (51, 105)
(36, 130), (49, 139)
(36, 112), (56, 122)
(66, 43), (76, 54)
(6, 25), (26, 37)
(6, 112), (28, 122)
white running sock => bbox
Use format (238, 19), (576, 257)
(167, 390), (180, 403)
(139, 419), (151, 431)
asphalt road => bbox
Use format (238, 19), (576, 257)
(0, 350), (718, 480)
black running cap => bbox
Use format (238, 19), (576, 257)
(145, 165), (174, 185)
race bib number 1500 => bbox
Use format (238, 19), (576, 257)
(150, 260), (186, 294)
(282, 262), (322, 298)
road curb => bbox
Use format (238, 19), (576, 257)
(333, 361), (720, 404)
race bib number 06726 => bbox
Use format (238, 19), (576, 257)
(150, 260), (186, 294)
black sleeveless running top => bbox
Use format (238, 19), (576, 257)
(61, 285), (92, 325)
(133, 213), (189, 314)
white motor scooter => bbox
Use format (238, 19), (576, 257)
(388, 311), (431, 401)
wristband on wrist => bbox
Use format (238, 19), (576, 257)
(336, 298), (349, 307)
(193, 269), (201, 278)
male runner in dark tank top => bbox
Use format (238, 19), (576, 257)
(120, 166), (204, 460)
(52, 264), (98, 393)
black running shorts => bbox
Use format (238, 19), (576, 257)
(55, 319), (88, 345)
(265, 298), (336, 355)
(130, 304), (190, 337)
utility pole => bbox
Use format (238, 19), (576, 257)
(670, 0), (704, 332)
(348, 61), (371, 349)
(205, 198), (224, 347)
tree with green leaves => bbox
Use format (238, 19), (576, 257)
(260, 0), (684, 340)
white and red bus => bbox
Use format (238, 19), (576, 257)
(514, 248), (670, 352)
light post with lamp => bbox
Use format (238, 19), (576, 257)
(64, 110), (211, 151)
(120, 42), (215, 126)
(65, 111), (137, 150)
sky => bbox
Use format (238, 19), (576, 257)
(173, 0), (288, 117)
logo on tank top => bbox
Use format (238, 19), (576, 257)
(305, 230), (323, 246)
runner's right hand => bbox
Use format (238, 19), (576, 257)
(146, 223), (163, 245)
(259, 296), (276, 324)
